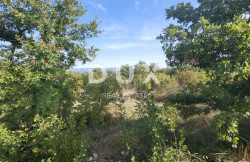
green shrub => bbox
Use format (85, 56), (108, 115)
(121, 98), (193, 161)
(77, 71), (122, 126)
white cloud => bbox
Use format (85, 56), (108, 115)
(103, 24), (123, 32)
(101, 23), (129, 39)
(101, 22), (161, 41)
(97, 4), (107, 13)
(135, 1), (140, 10)
(140, 36), (156, 41)
(105, 43), (141, 50)
(139, 23), (160, 41)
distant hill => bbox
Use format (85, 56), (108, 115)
(69, 68), (117, 73)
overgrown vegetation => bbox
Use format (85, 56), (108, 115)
(0, 0), (249, 161)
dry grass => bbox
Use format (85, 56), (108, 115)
(86, 88), (139, 161)
(87, 123), (124, 161)
(107, 88), (139, 120)
(181, 110), (220, 131)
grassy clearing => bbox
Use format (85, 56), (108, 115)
(85, 88), (250, 161)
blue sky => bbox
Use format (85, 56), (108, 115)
(76, 0), (198, 68)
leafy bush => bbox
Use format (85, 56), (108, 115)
(0, 0), (100, 161)
(77, 71), (122, 126)
(121, 98), (193, 161)
(0, 124), (22, 161)
(30, 114), (87, 161)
